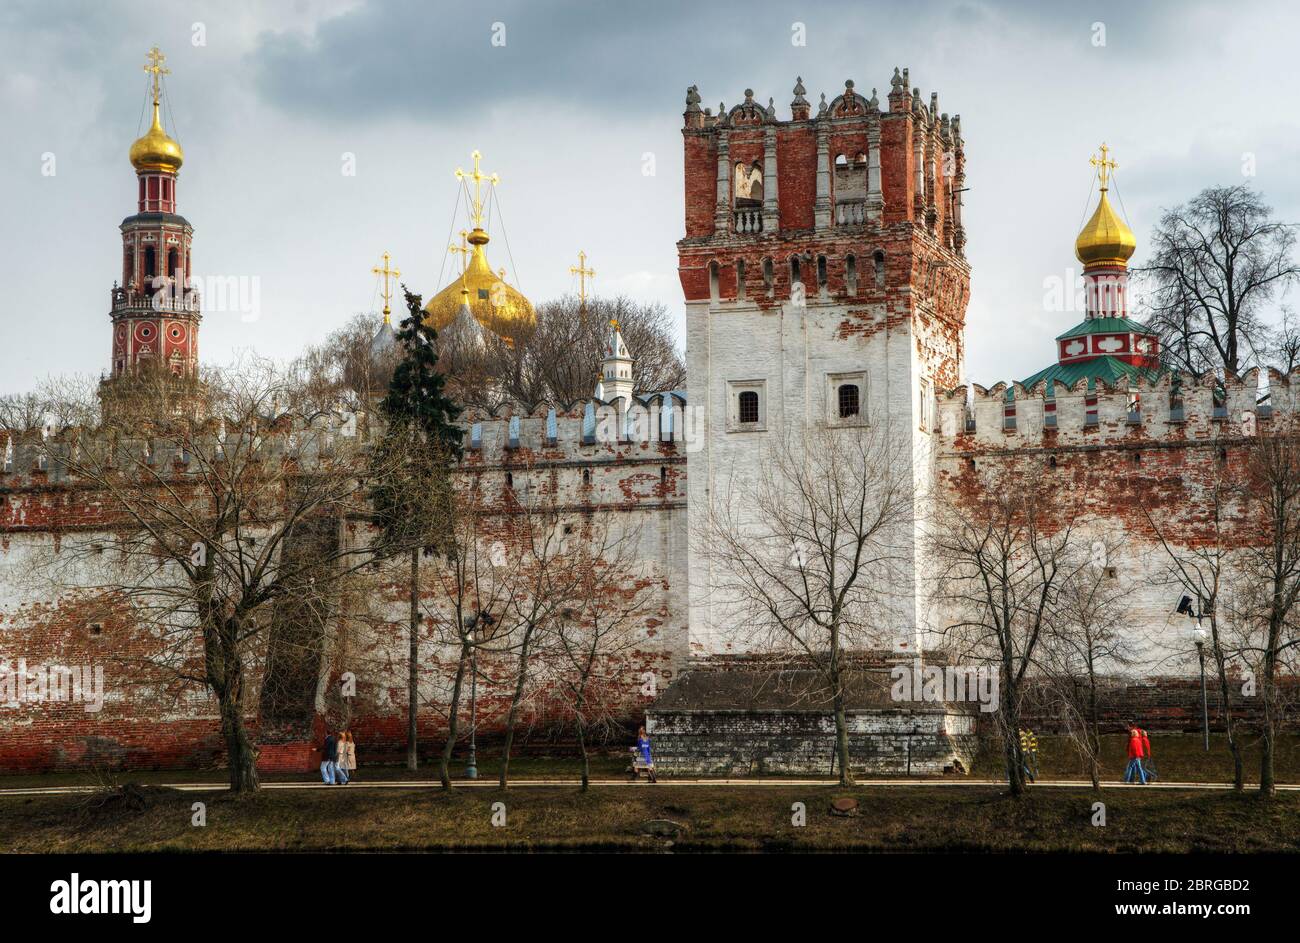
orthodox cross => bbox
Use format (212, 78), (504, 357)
(455, 150), (498, 230)
(371, 251), (401, 324)
(449, 230), (470, 274)
(143, 46), (170, 106)
(569, 250), (596, 303)
(1090, 143), (1117, 191)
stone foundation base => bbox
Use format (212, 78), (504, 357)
(646, 708), (976, 776)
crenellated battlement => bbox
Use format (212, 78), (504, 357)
(460, 391), (689, 462)
(937, 368), (1296, 450)
(0, 391), (692, 491)
(0, 410), (371, 486)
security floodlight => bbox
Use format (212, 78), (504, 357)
(1176, 595), (1197, 617)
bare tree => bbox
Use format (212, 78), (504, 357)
(39, 357), (396, 792)
(1142, 450), (1250, 792)
(483, 466), (600, 789)
(420, 477), (512, 790)
(932, 460), (1087, 796)
(290, 312), (399, 414)
(1138, 185), (1299, 376)
(441, 294), (684, 408)
(0, 391), (46, 432)
(1238, 420), (1300, 795)
(1037, 535), (1136, 792)
(549, 513), (653, 790)
(694, 423), (912, 785)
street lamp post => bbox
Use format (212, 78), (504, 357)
(1177, 596), (1212, 752)
(1194, 624), (1210, 752)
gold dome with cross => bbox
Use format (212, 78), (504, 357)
(423, 151), (534, 337)
(128, 47), (185, 173)
(1074, 143), (1136, 270)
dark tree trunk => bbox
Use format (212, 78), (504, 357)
(220, 693), (259, 793)
(1087, 672), (1101, 793)
(407, 549), (420, 771)
(1261, 620), (1280, 796)
(208, 617), (259, 793)
(1209, 624), (1244, 792)
(1002, 657), (1025, 797)
(438, 641), (469, 790)
(499, 626), (536, 789)
(828, 631), (852, 786)
(576, 710), (590, 792)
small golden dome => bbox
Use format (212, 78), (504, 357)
(1075, 188), (1135, 270)
(424, 227), (534, 337)
(129, 101), (184, 174)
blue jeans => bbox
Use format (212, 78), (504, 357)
(321, 760), (337, 784)
(336, 765), (349, 784)
(1124, 758), (1147, 784)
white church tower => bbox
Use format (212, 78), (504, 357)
(598, 318), (635, 401)
(676, 74), (971, 657)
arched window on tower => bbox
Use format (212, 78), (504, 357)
(738, 390), (760, 424)
(837, 383), (860, 419)
(708, 260), (720, 302)
(735, 258), (746, 299)
(144, 246), (157, 284)
(845, 255), (858, 296)
(734, 161), (763, 204)
(873, 250), (886, 287)
(167, 248), (179, 284)
(816, 255), (828, 293)
(762, 257), (774, 298)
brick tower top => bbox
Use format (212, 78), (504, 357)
(101, 48), (203, 422)
(677, 70), (970, 390)
(679, 69), (965, 288)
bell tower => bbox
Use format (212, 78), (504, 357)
(108, 47), (200, 384)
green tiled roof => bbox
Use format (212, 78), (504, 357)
(1021, 356), (1165, 391)
(1056, 317), (1152, 340)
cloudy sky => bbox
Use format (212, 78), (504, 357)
(2, 0), (1298, 396)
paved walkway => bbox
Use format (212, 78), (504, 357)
(1, 778), (1294, 796)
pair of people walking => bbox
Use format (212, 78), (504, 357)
(1124, 723), (1153, 784)
(1018, 728), (1039, 783)
(319, 730), (357, 785)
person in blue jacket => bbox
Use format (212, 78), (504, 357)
(636, 726), (657, 783)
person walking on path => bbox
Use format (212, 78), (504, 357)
(334, 730), (350, 784)
(320, 731), (339, 785)
(635, 726), (657, 783)
(341, 732), (357, 783)
(1018, 728), (1039, 783)
(1124, 723), (1148, 784)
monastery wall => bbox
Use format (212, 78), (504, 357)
(0, 402), (689, 771)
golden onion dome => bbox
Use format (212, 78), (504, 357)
(424, 227), (534, 337)
(129, 101), (184, 173)
(1075, 188), (1135, 270)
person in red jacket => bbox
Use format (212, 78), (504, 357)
(1124, 723), (1148, 784)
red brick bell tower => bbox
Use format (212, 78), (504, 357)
(107, 47), (200, 387)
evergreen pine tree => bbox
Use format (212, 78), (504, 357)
(372, 288), (463, 770)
